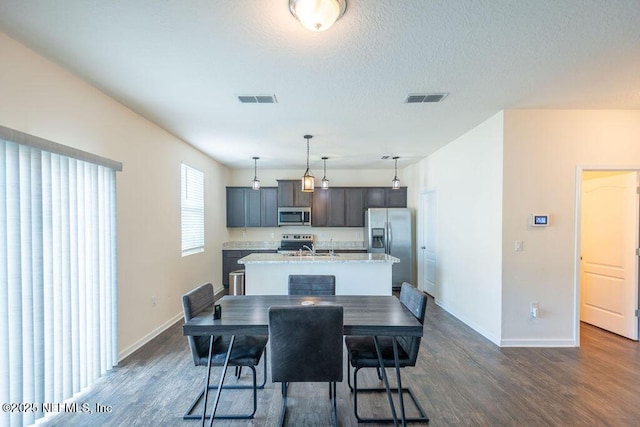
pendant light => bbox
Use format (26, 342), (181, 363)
(321, 156), (330, 189)
(301, 135), (315, 192)
(251, 157), (261, 190)
(391, 156), (401, 190)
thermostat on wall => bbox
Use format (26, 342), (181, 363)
(530, 214), (550, 227)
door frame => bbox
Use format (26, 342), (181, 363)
(418, 188), (437, 296)
(573, 165), (640, 346)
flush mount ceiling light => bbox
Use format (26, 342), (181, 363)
(289, 0), (347, 32)
(391, 156), (401, 190)
(302, 135), (315, 192)
(321, 156), (330, 189)
(251, 157), (261, 190)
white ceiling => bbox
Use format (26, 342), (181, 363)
(0, 1), (639, 170)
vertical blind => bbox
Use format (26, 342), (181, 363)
(181, 163), (204, 256)
(1, 138), (118, 427)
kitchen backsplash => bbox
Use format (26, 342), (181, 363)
(226, 226), (365, 247)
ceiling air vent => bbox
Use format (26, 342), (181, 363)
(405, 93), (448, 103)
(238, 94), (277, 104)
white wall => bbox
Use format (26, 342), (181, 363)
(501, 109), (640, 346)
(0, 33), (230, 358)
(406, 112), (504, 344)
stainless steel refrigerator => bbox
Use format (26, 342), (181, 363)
(365, 208), (413, 289)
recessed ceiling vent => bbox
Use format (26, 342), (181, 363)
(405, 93), (448, 103)
(238, 94), (277, 104)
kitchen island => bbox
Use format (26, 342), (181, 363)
(238, 252), (399, 296)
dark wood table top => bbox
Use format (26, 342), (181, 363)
(183, 295), (423, 337)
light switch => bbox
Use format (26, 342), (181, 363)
(515, 240), (524, 252)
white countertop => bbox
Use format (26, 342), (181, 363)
(238, 252), (399, 264)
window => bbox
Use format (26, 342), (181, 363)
(181, 163), (204, 256)
(1, 127), (121, 427)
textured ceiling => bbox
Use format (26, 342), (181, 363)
(0, 0), (639, 170)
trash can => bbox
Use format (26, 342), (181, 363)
(229, 270), (245, 295)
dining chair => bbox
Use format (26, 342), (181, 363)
(268, 305), (344, 426)
(345, 282), (429, 423)
(182, 283), (268, 420)
(287, 274), (336, 295)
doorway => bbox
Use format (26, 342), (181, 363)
(577, 168), (639, 341)
(418, 190), (437, 296)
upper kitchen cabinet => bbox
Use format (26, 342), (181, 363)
(260, 187), (278, 227)
(277, 180), (311, 207)
(312, 187), (364, 227)
(365, 187), (407, 208)
(311, 189), (329, 227)
(385, 186), (407, 207)
(345, 188), (365, 226)
(226, 187), (278, 227)
(328, 188), (346, 227)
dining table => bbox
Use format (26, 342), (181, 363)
(182, 294), (424, 427)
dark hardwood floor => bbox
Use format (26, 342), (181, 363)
(41, 296), (640, 426)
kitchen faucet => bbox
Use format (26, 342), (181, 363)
(301, 244), (315, 255)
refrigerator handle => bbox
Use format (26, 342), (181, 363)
(387, 221), (392, 254)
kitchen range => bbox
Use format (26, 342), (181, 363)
(277, 233), (315, 254)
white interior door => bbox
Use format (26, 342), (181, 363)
(581, 171), (639, 340)
(418, 190), (436, 296)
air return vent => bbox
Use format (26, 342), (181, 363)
(238, 94), (278, 104)
(405, 93), (448, 103)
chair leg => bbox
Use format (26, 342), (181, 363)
(351, 366), (429, 424)
(183, 366), (260, 420)
(278, 382), (288, 427)
(332, 382), (338, 427)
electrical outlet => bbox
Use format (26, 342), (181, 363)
(530, 302), (539, 318)
(151, 296), (157, 307)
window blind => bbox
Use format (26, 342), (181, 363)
(1, 137), (118, 427)
(181, 163), (204, 256)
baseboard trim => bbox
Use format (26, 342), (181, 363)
(118, 286), (226, 362)
(434, 299), (501, 346)
(118, 312), (183, 362)
(500, 338), (577, 347)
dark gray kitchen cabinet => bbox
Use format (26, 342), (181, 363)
(260, 187), (278, 227)
(386, 186), (407, 207)
(365, 187), (407, 209)
(312, 187), (364, 227)
(345, 188), (365, 226)
(222, 249), (277, 287)
(226, 187), (278, 227)
(226, 187), (246, 227)
(311, 188), (329, 227)
(328, 188), (346, 226)
(222, 250), (244, 286)
(244, 187), (262, 227)
(277, 180), (311, 207)
(365, 187), (386, 208)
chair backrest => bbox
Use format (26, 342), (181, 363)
(268, 305), (343, 383)
(182, 283), (215, 366)
(288, 274), (336, 296)
(397, 282), (428, 366)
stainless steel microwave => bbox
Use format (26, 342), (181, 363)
(278, 207), (311, 226)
